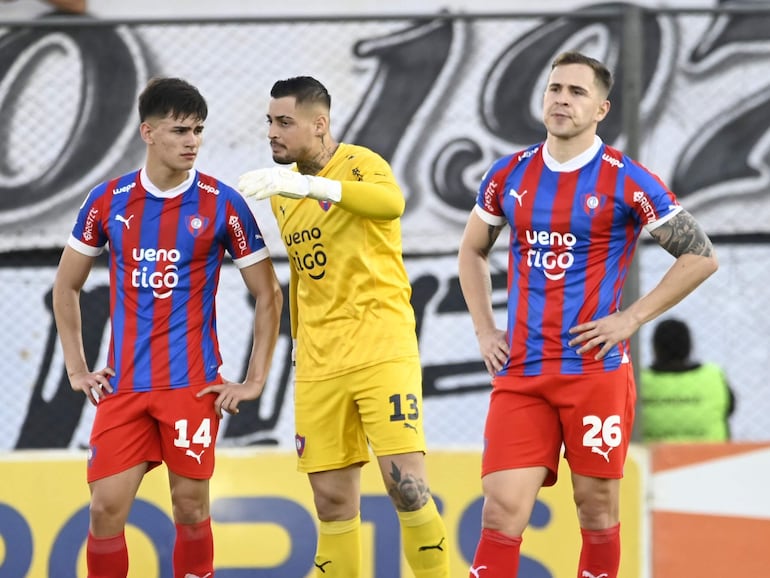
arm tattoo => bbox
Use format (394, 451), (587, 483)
(649, 210), (714, 258)
(387, 461), (430, 511)
(481, 224), (504, 256)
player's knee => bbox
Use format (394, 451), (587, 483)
(170, 494), (209, 524)
(89, 497), (130, 530)
(573, 487), (618, 528)
(313, 488), (358, 521)
(575, 500), (619, 527)
(480, 494), (531, 535)
(573, 476), (615, 505)
(386, 476), (433, 512)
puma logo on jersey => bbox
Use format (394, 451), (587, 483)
(185, 449), (205, 464)
(403, 422), (418, 433)
(470, 565), (488, 577)
(582, 571), (609, 578)
(419, 537), (445, 551)
(314, 559), (332, 573)
(115, 214), (134, 229)
(509, 188), (528, 206)
(591, 446), (614, 462)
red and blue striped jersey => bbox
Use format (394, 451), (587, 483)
(68, 169), (270, 392)
(475, 137), (681, 376)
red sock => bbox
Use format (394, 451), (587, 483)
(468, 528), (522, 577)
(174, 518), (214, 578)
(87, 531), (128, 578)
(578, 523), (621, 578)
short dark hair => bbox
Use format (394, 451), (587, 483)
(652, 318), (692, 364)
(552, 51), (613, 96)
(138, 77), (208, 122)
(270, 76), (331, 110)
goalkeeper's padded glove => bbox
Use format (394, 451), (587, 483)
(238, 167), (342, 203)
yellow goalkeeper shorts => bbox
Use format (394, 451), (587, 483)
(293, 356), (427, 473)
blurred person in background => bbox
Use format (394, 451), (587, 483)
(238, 75), (449, 578)
(640, 317), (735, 442)
(53, 76), (282, 578)
(457, 51), (718, 578)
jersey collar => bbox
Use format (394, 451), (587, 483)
(140, 168), (196, 198)
(542, 135), (603, 173)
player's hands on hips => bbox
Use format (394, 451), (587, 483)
(197, 379), (266, 418)
(568, 310), (640, 360)
(68, 367), (115, 406)
(478, 328), (510, 376)
(237, 167), (341, 202)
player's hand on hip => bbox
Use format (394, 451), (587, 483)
(238, 167), (342, 203)
(68, 367), (115, 406)
(478, 328), (509, 376)
(568, 310), (640, 360)
(197, 379), (267, 418)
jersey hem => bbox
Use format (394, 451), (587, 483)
(294, 354), (420, 383)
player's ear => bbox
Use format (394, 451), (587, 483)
(139, 121), (154, 145)
(596, 99), (610, 122)
(313, 113), (329, 136)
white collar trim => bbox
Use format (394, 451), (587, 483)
(139, 168), (195, 198)
(542, 135), (603, 172)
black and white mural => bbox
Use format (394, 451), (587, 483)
(1, 0), (768, 448)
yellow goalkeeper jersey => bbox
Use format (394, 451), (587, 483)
(270, 143), (419, 380)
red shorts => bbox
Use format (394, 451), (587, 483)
(483, 364), (636, 486)
(87, 384), (221, 483)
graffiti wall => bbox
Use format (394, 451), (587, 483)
(1, 1), (769, 449)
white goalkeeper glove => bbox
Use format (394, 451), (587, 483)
(238, 167), (342, 203)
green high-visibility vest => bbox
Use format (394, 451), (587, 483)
(639, 362), (731, 442)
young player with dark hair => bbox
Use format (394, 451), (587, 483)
(53, 76), (282, 578)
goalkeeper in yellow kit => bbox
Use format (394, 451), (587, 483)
(238, 76), (449, 578)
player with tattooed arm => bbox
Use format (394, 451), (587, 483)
(457, 52), (718, 578)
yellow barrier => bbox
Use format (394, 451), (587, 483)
(0, 449), (644, 577)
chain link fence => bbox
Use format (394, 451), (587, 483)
(1, 7), (769, 449)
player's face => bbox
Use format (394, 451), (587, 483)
(142, 113), (204, 172)
(266, 96), (323, 165)
(542, 63), (609, 140)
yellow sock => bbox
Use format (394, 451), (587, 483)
(315, 514), (361, 577)
(398, 499), (450, 578)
